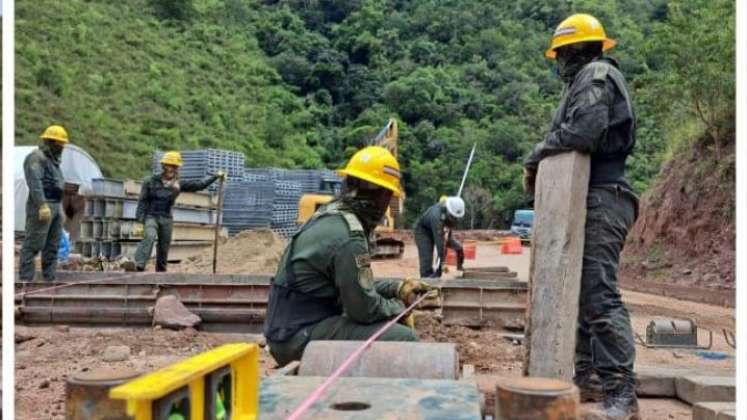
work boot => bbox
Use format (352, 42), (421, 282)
(136, 265), (145, 272)
(573, 370), (604, 402)
(603, 381), (640, 420)
(121, 260), (136, 272)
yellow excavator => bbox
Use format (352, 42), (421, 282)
(297, 119), (405, 259)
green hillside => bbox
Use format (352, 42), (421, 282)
(15, 0), (734, 227)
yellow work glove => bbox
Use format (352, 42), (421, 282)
(38, 203), (52, 222)
(132, 222), (144, 237)
(523, 168), (536, 195)
(215, 170), (227, 181)
(397, 278), (435, 306)
(398, 312), (416, 330)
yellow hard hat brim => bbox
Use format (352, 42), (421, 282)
(545, 38), (616, 59)
(337, 168), (401, 197)
(40, 135), (69, 143)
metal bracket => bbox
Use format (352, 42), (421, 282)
(635, 328), (713, 350)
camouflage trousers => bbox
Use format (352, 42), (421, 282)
(268, 315), (418, 366)
(576, 185), (639, 387)
(19, 201), (63, 281)
(134, 216), (173, 272)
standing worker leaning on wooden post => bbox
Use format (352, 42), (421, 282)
(19, 125), (69, 281)
(126, 151), (225, 272)
(523, 14), (640, 420)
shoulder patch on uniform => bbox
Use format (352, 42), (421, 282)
(341, 212), (364, 232)
(589, 62), (610, 81)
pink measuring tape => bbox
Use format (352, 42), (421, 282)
(286, 288), (439, 420)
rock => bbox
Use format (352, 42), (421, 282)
(152, 295), (201, 330)
(673, 351), (684, 359)
(54, 325), (70, 333)
(682, 268), (693, 275)
(39, 380), (50, 389)
(102, 345), (131, 362)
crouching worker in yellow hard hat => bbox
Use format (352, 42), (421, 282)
(128, 151), (225, 272)
(19, 125), (69, 281)
(263, 146), (435, 366)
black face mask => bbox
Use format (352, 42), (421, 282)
(42, 141), (64, 163)
(556, 46), (601, 83)
(340, 189), (392, 233)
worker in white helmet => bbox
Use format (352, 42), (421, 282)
(414, 196), (465, 277)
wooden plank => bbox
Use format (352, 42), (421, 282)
(525, 152), (590, 381)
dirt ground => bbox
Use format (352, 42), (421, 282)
(15, 243), (735, 419)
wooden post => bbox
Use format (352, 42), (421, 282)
(524, 152), (590, 381)
(212, 177), (225, 274)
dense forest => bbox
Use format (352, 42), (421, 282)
(15, 0), (735, 227)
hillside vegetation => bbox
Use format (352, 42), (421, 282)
(16, 0), (734, 227)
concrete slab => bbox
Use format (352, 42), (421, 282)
(259, 376), (482, 419)
(634, 367), (735, 398)
(636, 368), (678, 397)
(692, 402), (736, 420)
(676, 376), (736, 405)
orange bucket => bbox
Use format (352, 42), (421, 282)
(500, 237), (523, 255)
(463, 240), (477, 260)
(445, 250), (458, 266)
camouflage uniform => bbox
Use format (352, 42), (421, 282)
(19, 144), (65, 281)
(414, 203), (462, 277)
(134, 174), (218, 271)
(264, 201), (416, 366)
(525, 57), (639, 388)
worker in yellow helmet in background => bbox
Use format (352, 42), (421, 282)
(523, 13), (640, 420)
(264, 146), (434, 366)
(128, 151), (225, 272)
(19, 125), (70, 281)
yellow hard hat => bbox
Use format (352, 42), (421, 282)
(40, 125), (69, 143)
(439, 195), (448, 203)
(160, 151), (183, 167)
(545, 13), (616, 59)
(337, 146), (402, 197)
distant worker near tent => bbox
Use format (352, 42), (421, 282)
(19, 125), (69, 281)
(263, 146), (435, 366)
(414, 196), (465, 278)
(523, 13), (640, 420)
(129, 151), (225, 272)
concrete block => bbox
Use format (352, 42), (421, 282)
(692, 402), (735, 420)
(635, 368), (678, 397)
(676, 376), (736, 405)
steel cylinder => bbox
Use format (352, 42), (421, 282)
(65, 368), (141, 420)
(495, 377), (579, 420)
(298, 340), (459, 380)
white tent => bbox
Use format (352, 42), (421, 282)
(14, 144), (103, 231)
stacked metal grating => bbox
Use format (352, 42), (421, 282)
(152, 149), (246, 192)
(269, 168), (342, 194)
(222, 176), (275, 235)
(271, 180), (302, 238)
(220, 167), (342, 238)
